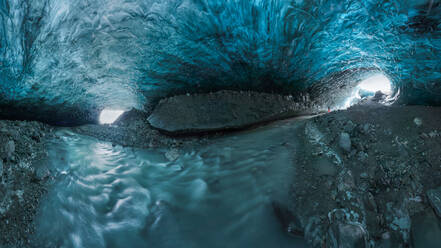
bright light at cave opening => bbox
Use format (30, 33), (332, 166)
(99, 109), (125, 124)
(342, 73), (393, 109)
(358, 74), (392, 95)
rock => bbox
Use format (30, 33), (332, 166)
(372, 91), (386, 102)
(381, 232), (390, 240)
(383, 128), (392, 136)
(363, 124), (371, 134)
(343, 121), (356, 133)
(337, 170), (355, 192)
(413, 118), (423, 127)
(313, 157), (337, 176)
(411, 210), (441, 248)
(376, 232), (402, 248)
(357, 151), (368, 162)
(5, 140), (15, 160)
(364, 192), (377, 212)
(349, 149), (357, 157)
(385, 201), (411, 242)
(427, 187), (441, 218)
(339, 132), (351, 152)
(428, 131), (439, 138)
(304, 216), (326, 247)
(326, 222), (368, 248)
(165, 149), (180, 161)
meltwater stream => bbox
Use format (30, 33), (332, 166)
(32, 118), (309, 248)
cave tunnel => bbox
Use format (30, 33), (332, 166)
(1, 0), (441, 247)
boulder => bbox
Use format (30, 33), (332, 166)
(326, 222), (368, 248)
(413, 117), (423, 127)
(339, 133), (351, 152)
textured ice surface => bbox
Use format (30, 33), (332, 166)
(1, 0), (441, 118)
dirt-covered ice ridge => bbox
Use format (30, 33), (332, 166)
(148, 90), (322, 134)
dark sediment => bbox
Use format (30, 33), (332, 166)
(3, 95), (441, 248)
(0, 121), (55, 247)
(275, 101), (441, 247)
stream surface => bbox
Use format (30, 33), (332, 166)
(32, 118), (309, 248)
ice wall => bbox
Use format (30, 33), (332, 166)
(0, 0), (440, 119)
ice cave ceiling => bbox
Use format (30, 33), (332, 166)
(0, 0), (441, 124)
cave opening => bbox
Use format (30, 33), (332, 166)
(98, 109), (125, 125)
(357, 74), (393, 96)
(1, 1), (441, 248)
(342, 73), (395, 109)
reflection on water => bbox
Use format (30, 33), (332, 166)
(33, 119), (308, 248)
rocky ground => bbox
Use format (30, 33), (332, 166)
(0, 109), (210, 248)
(68, 98), (441, 248)
(0, 121), (55, 247)
(274, 100), (441, 248)
(3, 94), (441, 248)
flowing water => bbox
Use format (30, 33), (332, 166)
(33, 118), (308, 248)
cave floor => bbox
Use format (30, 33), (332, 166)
(281, 102), (441, 247)
(1, 102), (441, 247)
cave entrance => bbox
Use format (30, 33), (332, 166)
(343, 73), (393, 108)
(358, 73), (392, 96)
(99, 109), (125, 124)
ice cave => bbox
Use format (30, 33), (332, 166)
(1, 0), (441, 247)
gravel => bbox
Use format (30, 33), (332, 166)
(278, 101), (441, 247)
(0, 120), (55, 247)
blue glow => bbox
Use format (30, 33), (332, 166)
(0, 0), (441, 115)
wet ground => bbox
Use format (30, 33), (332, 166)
(31, 118), (310, 248)
(2, 102), (441, 247)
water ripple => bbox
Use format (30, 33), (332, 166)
(34, 121), (308, 247)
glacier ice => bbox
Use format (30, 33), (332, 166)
(0, 0), (441, 122)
